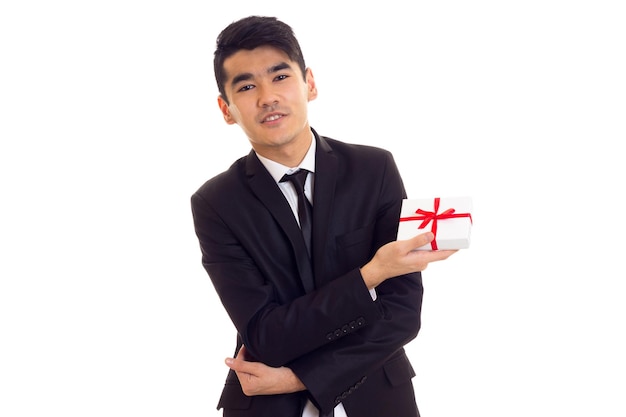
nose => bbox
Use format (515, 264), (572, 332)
(257, 83), (279, 108)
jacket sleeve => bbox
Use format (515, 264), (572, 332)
(289, 271), (422, 413)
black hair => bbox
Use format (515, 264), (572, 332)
(214, 16), (307, 103)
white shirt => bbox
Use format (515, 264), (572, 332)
(255, 134), (356, 417)
(257, 135), (316, 223)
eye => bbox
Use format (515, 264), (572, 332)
(274, 74), (288, 82)
(238, 84), (254, 92)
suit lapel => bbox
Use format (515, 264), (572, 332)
(311, 131), (338, 286)
(245, 150), (315, 293)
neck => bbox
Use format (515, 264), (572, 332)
(254, 128), (313, 167)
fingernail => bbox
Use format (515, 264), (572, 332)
(225, 358), (233, 365)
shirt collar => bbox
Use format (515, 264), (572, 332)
(256, 132), (316, 183)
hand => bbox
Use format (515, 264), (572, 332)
(225, 345), (306, 396)
(360, 231), (457, 289)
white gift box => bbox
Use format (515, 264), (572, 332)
(397, 196), (473, 250)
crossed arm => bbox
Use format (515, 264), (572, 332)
(226, 231), (456, 395)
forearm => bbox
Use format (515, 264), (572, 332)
(289, 272), (423, 410)
(225, 351), (307, 396)
(240, 269), (383, 367)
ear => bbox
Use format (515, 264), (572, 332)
(217, 95), (236, 125)
(305, 68), (318, 101)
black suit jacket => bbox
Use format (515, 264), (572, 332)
(191, 129), (423, 417)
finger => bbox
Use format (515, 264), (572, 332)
(424, 249), (458, 261)
(226, 347), (246, 370)
(404, 231), (434, 250)
(226, 354), (260, 375)
(237, 345), (248, 359)
(225, 356), (251, 373)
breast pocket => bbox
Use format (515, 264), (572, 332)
(335, 222), (375, 271)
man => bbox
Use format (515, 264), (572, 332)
(191, 15), (456, 417)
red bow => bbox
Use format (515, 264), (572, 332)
(399, 197), (473, 250)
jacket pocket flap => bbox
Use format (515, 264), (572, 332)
(383, 354), (416, 387)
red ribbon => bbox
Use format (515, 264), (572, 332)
(399, 197), (473, 250)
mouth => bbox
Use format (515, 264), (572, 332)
(261, 113), (285, 123)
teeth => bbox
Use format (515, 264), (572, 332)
(265, 114), (281, 122)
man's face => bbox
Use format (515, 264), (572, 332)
(218, 46), (317, 159)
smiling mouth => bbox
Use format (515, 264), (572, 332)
(262, 114), (284, 123)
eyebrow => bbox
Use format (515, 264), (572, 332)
(230, 62), (293, 87)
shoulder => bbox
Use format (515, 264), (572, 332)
(317, 133), (397, 174)
(192, 155), (248, 201)
(319, 134), (393, 159)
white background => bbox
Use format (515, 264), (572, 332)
(1, 1), (625, 416)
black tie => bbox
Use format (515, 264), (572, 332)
(280, 169), (312, 257)
(282, 171), (330, 415)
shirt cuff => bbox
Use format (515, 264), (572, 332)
(369, 287), (377, 301)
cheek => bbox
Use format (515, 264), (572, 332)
(291, 89), (311, 108)
(227, 103), (248, 123)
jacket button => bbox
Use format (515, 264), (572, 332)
(341, 325), (349, 333)
(326, 332), (334, 341)
(357, 317), (365, 326)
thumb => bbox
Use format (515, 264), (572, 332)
(407, 231), (434, 250)
(237, 345), (248, 359)
(225, 354), (259, 376)
(225, 356), (246, 371)
(225, 344), (248, 368)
